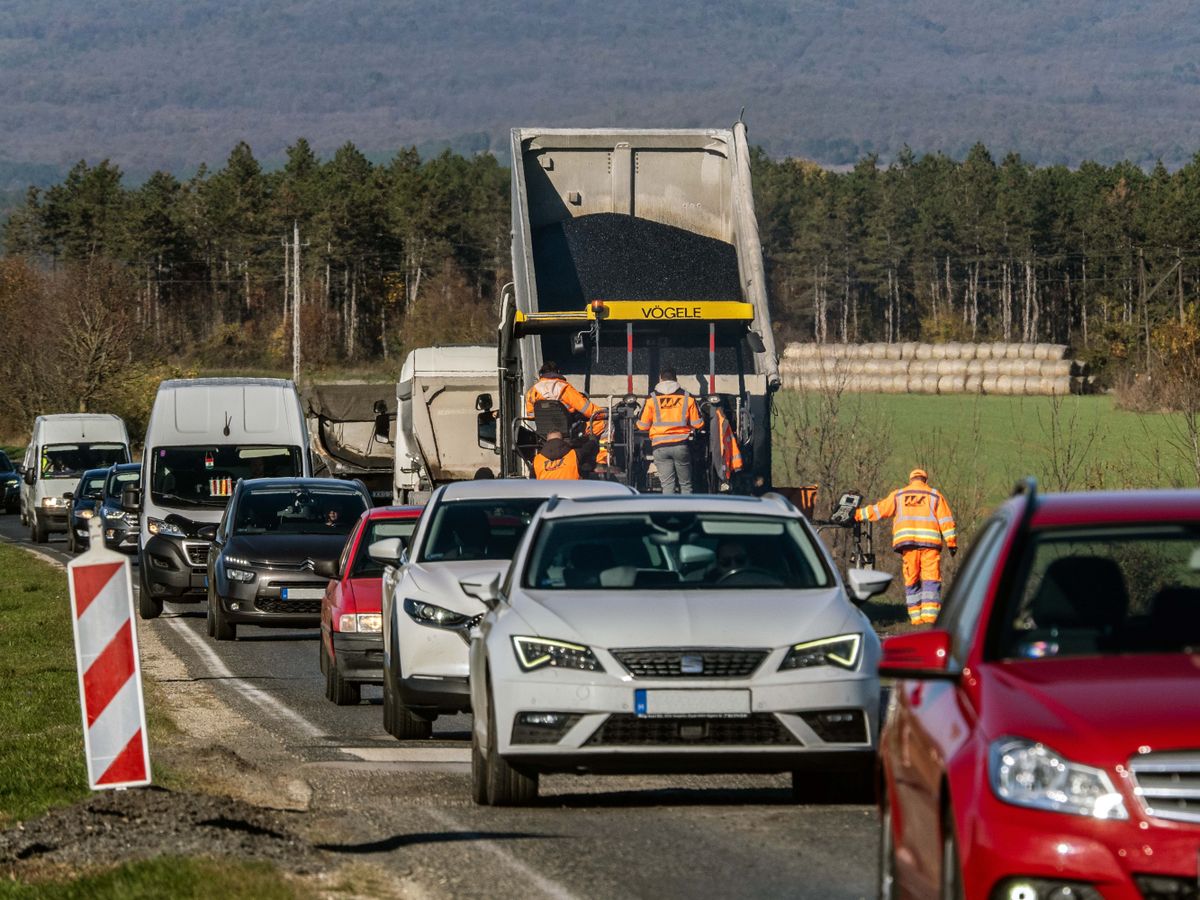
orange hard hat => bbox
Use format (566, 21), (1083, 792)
(909, 468), (928, 481)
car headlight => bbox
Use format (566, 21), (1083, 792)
(147, 517), (185, 537)
(79, 509), (95, 519)
(989, 738), (1128, 820)
(2, 475), (17, 485)
(338, 614), (382, 633)
(403, 597), (479, 630)
(41, 496), (67, 508)
(779, 634), (862, 671)
(225, 568), (256, 583)
(512, 636), (604, 673)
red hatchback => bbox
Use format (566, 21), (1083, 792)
(321, 505), (423, 705)
(879, 482), (1200, 900)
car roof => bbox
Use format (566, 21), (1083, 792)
(1025, 489), (1200, 528)
(538, 493), (800, 520)
(109, 462), (140, 473)
(438, 478), (634, 501)
(80, 467), (111, 479)
(363, 505), (424, 520)
(240, 477), (368, 493)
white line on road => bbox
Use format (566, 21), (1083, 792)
(425, 808), (581, 900)
(340, 747), (470, 763)
(164, 617), (325, 741)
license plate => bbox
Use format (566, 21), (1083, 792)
(281, 587), (324, 600)
(634, 689), (751, 718)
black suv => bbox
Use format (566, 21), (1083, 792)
(66, 468), (110, 551)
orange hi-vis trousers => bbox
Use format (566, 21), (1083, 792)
(901, 548), (942, 625)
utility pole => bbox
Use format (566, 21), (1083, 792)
(292, 221), (302, 384)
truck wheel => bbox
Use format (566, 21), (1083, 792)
(382, 677), (432, 739)
(484, 682), (537, 806)
(211, 596), (236, 641)
(30, 514), (47, 544)
(138, 565), (163, 620)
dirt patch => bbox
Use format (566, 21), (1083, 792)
(0, 786), (323, 879)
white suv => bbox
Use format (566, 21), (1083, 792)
(379, 478), (633, 739)
(468, 493), (891, 805)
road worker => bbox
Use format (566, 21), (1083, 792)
(709, 402), (744, 490)
(533, 431), (581, 480)
(525, 360), (608, 466)
(637, 366), (704, 493)
(855, 468), (957, 626)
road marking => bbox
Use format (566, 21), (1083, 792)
(164, 617), (325, 741)
(425, 808), (581, 900)
(340, 747), (470, 763)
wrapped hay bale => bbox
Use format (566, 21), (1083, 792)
(1035, 343), (1065, 360)
(937, 359), (968, 376)
(1040, 360), (1071, 377)
(1046, 376), (1072, 395)
(1018, 342), (1038, 359)
(885, 343), (903, 360)
(981, 375), (999, 394)
(869, 343), (888, 359)
(920, 374), (941, 394)
(966, 359), (985, 376)
(938, 374), (964, 394)
(914, 344), (934, 360)
(1010, 376), (1029, 394)
(964, 374), (983, 393)
(1022, 359), (1044, 377)
(974, 343), (992, 360)
(899, 341), (919, 359)
(930, 343), (949, 359)
(944, 341), (963, 359)
(996, 374), (1015, 394)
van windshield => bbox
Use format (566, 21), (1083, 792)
(41, 443), (128, 479)
(151, 446), (301, 507)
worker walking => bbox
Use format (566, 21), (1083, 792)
(533, 432), (580, 480)
(856, 468), (957, 626)
(638, 366), (704, 493)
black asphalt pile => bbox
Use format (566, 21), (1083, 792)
(0, 787), (322, 875)
(532, 213), (743, 310)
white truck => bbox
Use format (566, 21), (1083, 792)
(20, 414), (131, 543)
(302, 382), (395, 505)
(133, 378), (311, 619)
(393, 346), (499, 504)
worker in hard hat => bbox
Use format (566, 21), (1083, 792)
(533, 431), (580, 480)
(637, 366), (704, 493)
(855, 469), (957, 626)
(525, 360), (608, 466)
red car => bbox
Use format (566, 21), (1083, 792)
(321, 505), (423, 705)
(878, 482), (1200, 900)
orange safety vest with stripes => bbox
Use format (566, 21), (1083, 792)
(637, 390), (704, 447)
(533, 448), (581, 480)
(855, 479), (957, 552)
(524, 376), (597, 420)
(714, 408), (744, 479)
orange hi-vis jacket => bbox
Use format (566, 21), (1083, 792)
(637, 390), (704, 447)
(855, 479), (957, 552)
(713, 408), (744, 479)
(525, 376), (598, 420)
(533, 448), (580, 480)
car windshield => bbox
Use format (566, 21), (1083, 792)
(78, 474), (107, 499)
(0, 451), (12, 473)
(105, 468), (140, 501)
(523, 512), (832, 590)
(419, 498), (548, 562)
(233, 486), (367, 536)
(998, 525), (1200, 659)
(351, 518), (421, 577)
(41, 443), (127, 478)
(151, 445), (301, 507)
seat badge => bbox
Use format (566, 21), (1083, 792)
(680, 654), (704, 675)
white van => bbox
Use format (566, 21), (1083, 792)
(136, 378), (311, 619)
(21, 414), (131, 543)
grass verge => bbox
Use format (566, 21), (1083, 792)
(0, 857), (311, 899)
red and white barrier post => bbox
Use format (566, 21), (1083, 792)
(66, 516), (151, 790)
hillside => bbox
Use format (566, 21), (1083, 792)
(2, 0), (1200, 186)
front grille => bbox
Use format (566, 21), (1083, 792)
(1134, 875), (1200, 900)
(586, 714), (797, 746)
(1129, 750), (1200, 824)
(612, 648), (768, 679)
(255, 598), (321, 614)
(184, 542), (210, 566)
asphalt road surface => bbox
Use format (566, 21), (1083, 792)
(2, 514), (882, 899)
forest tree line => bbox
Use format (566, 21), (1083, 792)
(4, 139), (1200, 390)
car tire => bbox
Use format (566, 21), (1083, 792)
(382, 677), (433, 740)
(940, 808), (964, 900)
(471, 724), (489, 805)
(324, 642), (361, 706)
(138, 566), (164, 620)
(791, 764), (875, 804)
(205, 593), (216, 637)
(30, 514), (47, 544)
(483, 680), (538, 806)
(879, 787), (898, 900)
(66, 526), (76, 554)
(211, 595), (236, 641)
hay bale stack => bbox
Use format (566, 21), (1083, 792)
(975, 344), (993, 361)
(964, 374), (983, 393)
(944, 342), (963, 359)
(914, 344), (933, 360)
(1040, 360), (1071, 377)
(936, 359), (968, 376)
(996, 374), (1014, 394)
(938, 374), (964, 394)
(966, 359), (985, 376)
(982, 375), (999, 394)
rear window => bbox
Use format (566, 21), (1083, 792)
(523, 512), (831, 591)
(351, 518), (421, 577)
(997, 525), (1200, 659)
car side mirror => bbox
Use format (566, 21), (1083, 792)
(197, 523), (218, 541)
(313, 558), (338, 579)
(368, 537), (405, 566)
(746, 330), (767, 353)
(475, 392), (493, 412)
(477, 410), (498, 451)
(121, 485), (142, 512)
(23, 468), (35, 485)
(846, 567), (891, 604)
(373, 412), (391, 443)
(459, 573), (501, 609)
(878, 630), (958, 680)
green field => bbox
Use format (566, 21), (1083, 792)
(772, 392), (1196, 525)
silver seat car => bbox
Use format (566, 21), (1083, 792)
(468, 493), (891, 805)
(378, 478), (634, 740)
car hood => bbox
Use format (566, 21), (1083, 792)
(225, 533), (349, 567)
(510, 587), (861, 650)
(980, 655), (1200, 760)
(406, 561), (510, 612)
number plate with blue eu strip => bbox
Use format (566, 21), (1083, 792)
(281, 587), (325, 600)
(634, 689), (751, 718)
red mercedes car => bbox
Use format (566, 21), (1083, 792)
(321, 505), (423, 705)
(878, 482), (1200, 900)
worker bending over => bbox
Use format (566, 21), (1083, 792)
(533, 432), (580, 480)
(856, 468), (957, 625)
(525, 360), (608, 465)
(637, 366), (704, 493)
